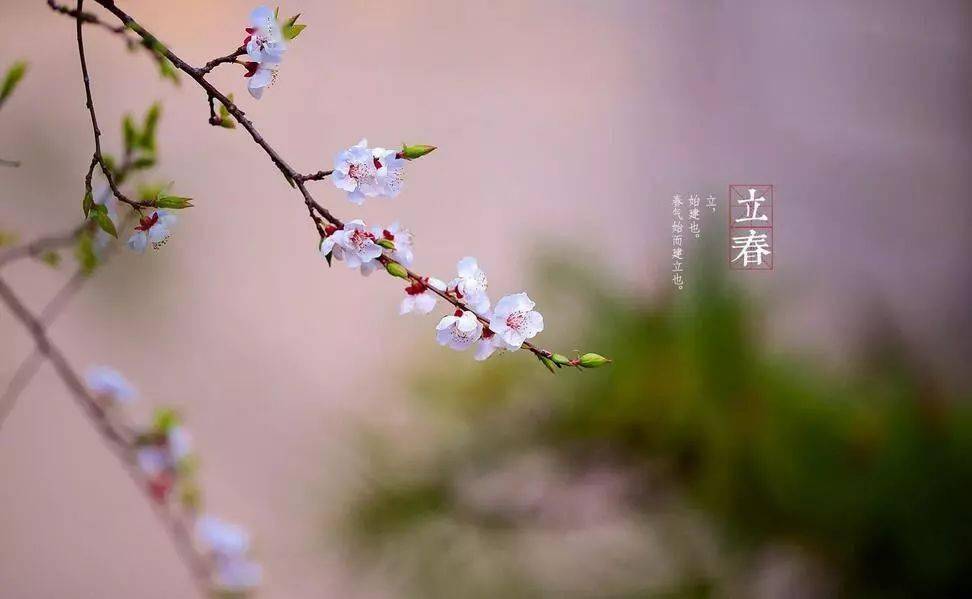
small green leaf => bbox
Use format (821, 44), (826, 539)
(39, 250), (61, 268)
(537, 354), (557, 374)
(0, 61), (27, 103)
(155, 196), (193, 209)
(218, 118), (236, 129)
(550, 353), (571, 367)
(74, 230), (98, 276)
(82, 190), (94, 218)
(140, 103), (162, 151)
(152, 407), (180, 434)
(131, 157), (157, 170)
(283, 22), (306, 40)
(122, 114), (138, 153)
(101, 154), (118, 175)
(89, 204), (118, 238)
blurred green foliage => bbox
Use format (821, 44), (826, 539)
(342, 252), (972, 598)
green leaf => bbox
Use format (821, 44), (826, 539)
(101, 154), (117, 175)
(137, 182), (167, 203)
(140, 103), (161, 151)
(74, 230), (98, 276)
(82, 190), (94, 218)
(122, 114), (138, 153)
(152, 407), (180, 433)
(537, 353), (557, 374)
(217, 98), (236, 128)
(39, 250), (61, 268)
(0, 61), (27, 103)
(155, 195), (193, 209)
(89, 204), (117, 238)
(283, 23), (307, 40)
(131, 157), (157, 170)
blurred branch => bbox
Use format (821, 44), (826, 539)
(0, 273), (212, 593)
(0, 157), (19, 167)
(0, 224), (87, 268)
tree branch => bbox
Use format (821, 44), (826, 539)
(0, 273), (212, 593)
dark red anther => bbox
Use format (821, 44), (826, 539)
(243, 62), (259, 78)
(373, 156), (383, 170)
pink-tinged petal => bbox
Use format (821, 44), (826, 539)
(127, 231), (148, 253)
(320, 236), (336, 257)
(250, 6), (274, 28)
(414, 292), (437, 314)
(400, 296), (415, 315)
(524, 311), (544, 336)
(436, 315), (458, 331)
(456, 257), (479, 278)
(436, 327), (454, 346)
(427, 277), (447, 292)
(475, 339), (498, 361)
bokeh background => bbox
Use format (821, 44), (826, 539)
(1, 1), (970, 597)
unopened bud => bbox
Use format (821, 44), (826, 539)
(400, 144), (436, 160)
(377, 238), (396, 250)
(385, 262), (409, 279)
(578, 353), (611, 368)
(551, 353), (571, 366)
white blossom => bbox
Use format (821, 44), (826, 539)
(127, 209), (176, 253)
(196, 515), (251, 557)
(400, 277), (445, 315)
(85, 366), (136, 404)
(448, 256), (490, 313)
(436, 309), (483, 351)
(332, 139), (382, 205)
(372, 147), (406, 197)
(244, 60), (278, 100)
(489, 292), (544, 350)
(244, 6), (286, 64)
(382, 222), (414, 266)
(136, 425), (192, 477)
(320, 219), (383, 271)
(214, 556), (263, 592)
(475, 328), (507, 361)
(196, 515), (262, 592)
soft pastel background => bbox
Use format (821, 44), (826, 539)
(1, 1), (970, 597)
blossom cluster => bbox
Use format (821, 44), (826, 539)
(241, 6), (305, 99)
(320, 140), (545, 361)
(85, 367), (261, 593)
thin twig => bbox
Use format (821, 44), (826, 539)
(60, 0), (560, 363)
(198, 47), (247, 76)
(0, 273), (212, 593)
(0, 158), (20, 167)
(0, 223), (88, 268)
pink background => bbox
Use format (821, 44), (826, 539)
(1, 1), (969, 596)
